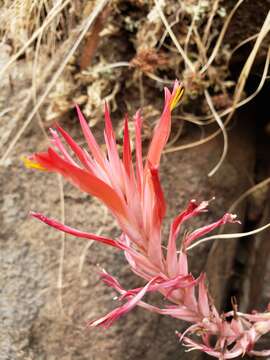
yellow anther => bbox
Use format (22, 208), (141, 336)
(21, 156), (46, 171)
(170, 86), (185, 111)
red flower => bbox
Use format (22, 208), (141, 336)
(25, 81), (270, 358)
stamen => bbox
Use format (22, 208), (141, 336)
(21, 156), (46, 171)
(170, 87), (185, 111)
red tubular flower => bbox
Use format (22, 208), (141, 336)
(25, 80), (270, 358)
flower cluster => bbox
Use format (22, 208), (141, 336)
(25, 81), (270, 358)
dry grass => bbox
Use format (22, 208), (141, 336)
(187, 222), (270, 251)
(156, 1), (270, 176)
(0, 0), (72, 75)
(1, 0), (269, 174)
(0, 0), (109, 164)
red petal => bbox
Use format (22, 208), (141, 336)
(87, 277), (156, 328)
(183, 213), (239, 249)
(147, 80), (184, 167)
(134, 110), (143, 193)
(49, 128), (78, 166)
(167, 200), (206, 277)
(123, 115), (134, 178)
(75, 105), (105, 169)
(198, 274), (210, 318)
(34, 148), (126, 217)
(104, 102), (117, 145)
(31, 212), (126, 250)
(55, 125), (91, 169)
(149, 163), (166, 223)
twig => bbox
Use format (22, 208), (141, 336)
(57, 173), (67, 317)
(0, 0), (110, 165)
(231, 33), (259, 57)
(202, 0), (220, 45)
(204, 89), (228, 177)
(162, 43), (270, 155)
(0, 0), (71, 79)
(232, 11), (270, 114)
(227, 178), (270, 215)
(187, 223), (270, 251)
(154, 0), (195, 72)
(79, 4), (110, 70)
(184, 0), (202, 59)
(200, 0), (244, 74)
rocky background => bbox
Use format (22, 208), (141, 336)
(0, 1), (270, 359)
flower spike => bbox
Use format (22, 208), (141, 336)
(25, 80), (270, 358)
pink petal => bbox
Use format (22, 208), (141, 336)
(183, 213), (239, 250)
(122, 115), (134, 179)
(30, 212), (126, 250)
(33, 148), (127, 217)
(99, 270), (125, 294)
(126, 300), (200, 322)
(96, 272), (199, 322)
(146, 92), (171, 167)
(103, 102), (122, 173)
(75, 105), (105, 169)
(198, 274), (210, 318)
(120, 274), (197, 300)
(87, 277), (156, 328)
(134, 110), (143, 193)
(181, 337), (243, 359)
(160, 305), (199, 322)
(147, 80), (183, 167)
(148, 163), (166, 223)
(182, 282), (198, 312)
(167, 200), (207, 277)
(178, 251), (188, 276)
(54, 124), (92, 170)
(49, 128), (78, 166)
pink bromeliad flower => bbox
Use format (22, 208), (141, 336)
(25, 80), (270, 358)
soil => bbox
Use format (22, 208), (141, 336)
(0, 1), (269, 360)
